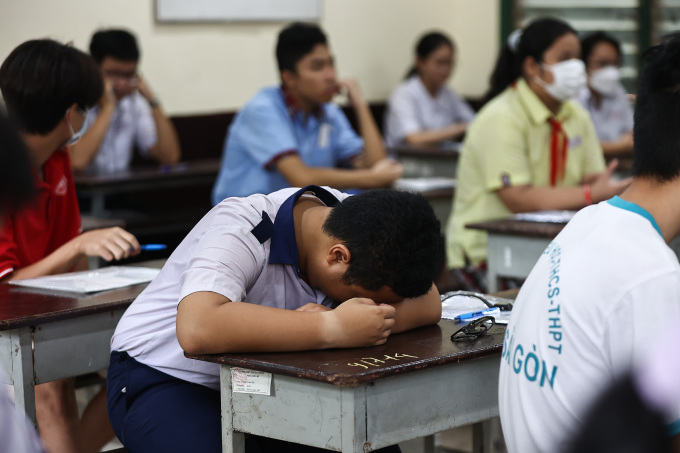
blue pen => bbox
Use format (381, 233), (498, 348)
(138, 244), (167, 251)
(454, 307), (499, 322)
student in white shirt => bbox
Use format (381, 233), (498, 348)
(384, 31), (475, 147)
(498, 33), (680, 453)
(69, 29), (181, 173)
(577, 31), (634, 156)
(107, 186), (444, 452)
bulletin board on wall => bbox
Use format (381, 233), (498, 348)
(156, 0), (322, 23)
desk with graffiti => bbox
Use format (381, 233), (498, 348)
(187, 317), (505, 453)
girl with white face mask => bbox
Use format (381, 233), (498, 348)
(444, 18), (631, 294)
(577, 31), (634, 157)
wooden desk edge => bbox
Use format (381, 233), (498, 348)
(466, 219), (565, 238)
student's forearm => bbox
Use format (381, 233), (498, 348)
(1, 240), (83, 282)
(601, 140), (633, 156)
(177, 294), (328, 354)
(148, 106), (181, 164)
(353, 101), (386, 168)
(68, 105), (116, 171)
(390, 284), (441, 334)
(279, 162), (389, 189)
(497, 185), (588, 213)
(404, 123), (467, 146)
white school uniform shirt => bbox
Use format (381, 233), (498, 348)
(82, 91), (157, 173)
(384, 75), (475, 147)
(577, 85), (633, 142)
(110, 185), (350, 390)
(498, 197), (680, 453)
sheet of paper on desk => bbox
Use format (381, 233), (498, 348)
(441, 293), (512, 324)
(393, 177), (457, 192)
(231, 368), (272, 395)
(513, 210), (576, 223)
(9, 266), (161, 293)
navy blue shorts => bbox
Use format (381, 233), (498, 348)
(107, 351), (400, 453)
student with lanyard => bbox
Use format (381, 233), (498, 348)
(499, 32), (680, 453)
(443, 17), (630, 292)
(577, 31), (634, 157)
(0, 39), (142, 453)
(384, 31), (475, 147)
(211, 22), (402, 204)
(107, 186), (444, 452)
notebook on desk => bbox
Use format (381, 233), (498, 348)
(9, 266), (160, 294)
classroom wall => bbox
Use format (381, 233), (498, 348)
(0, 0), (499, 115)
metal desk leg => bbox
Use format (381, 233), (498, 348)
(220, 366), (245, 453)
(341, 386), (366, 453)
(9, 328), (37, 427)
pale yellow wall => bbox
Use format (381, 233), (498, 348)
(0, 0), (498, 115)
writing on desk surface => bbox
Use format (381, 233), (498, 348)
(347, 352), (419, 369)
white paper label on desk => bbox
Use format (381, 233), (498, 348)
(231, 368), (272, 395)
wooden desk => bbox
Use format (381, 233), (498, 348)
(467, 218), (566, 292)
(0, 261), (162, 425)
(391, 143), (460, 179)
(74, 158), (220, 217)
(188, 319), (504, 453)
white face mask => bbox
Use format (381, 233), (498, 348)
(589, 66), (621, 97)
(535, 59), (587, 102)
(65, 107), (87, 146)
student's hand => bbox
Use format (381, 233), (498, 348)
(136, 77), (156, 103)
(295, 303), (332, 313)
(370, 158), (404, 187)
(73, 227), (140, 262)
(100, 79), (117, 111)
(321, 297), (396, 348)
(337, 78), (367, 108)
(591, 159), (633, 203)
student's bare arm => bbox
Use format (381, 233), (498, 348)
(69, 81), (117, 172)
(138, 79), (181, 165)
(338, 78), (387, 169)
(176, 291), (396, 354)
(276, 154), (402, 189)
(389, 284), (441, 334)
(404, 123), (468, 146)
(498, 160), (631, 213)
(0, 227), (139, 283)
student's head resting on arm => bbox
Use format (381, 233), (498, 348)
(313, 189), (444, 302)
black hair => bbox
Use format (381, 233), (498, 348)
(0, 40), (103, 135)
(581, 31), (622, 66)
(405, 31), (455, 79)
(89, 29), (140, 64)
(276, 22), (327, 73)
(632, 32), (680, 181)
(486, 18), (576, 101)
(322, 190), (444, 299)
(566, 373), (670, 453)
(0, 111), (35, 213)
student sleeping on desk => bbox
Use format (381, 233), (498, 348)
(107, 186), (444, 453)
